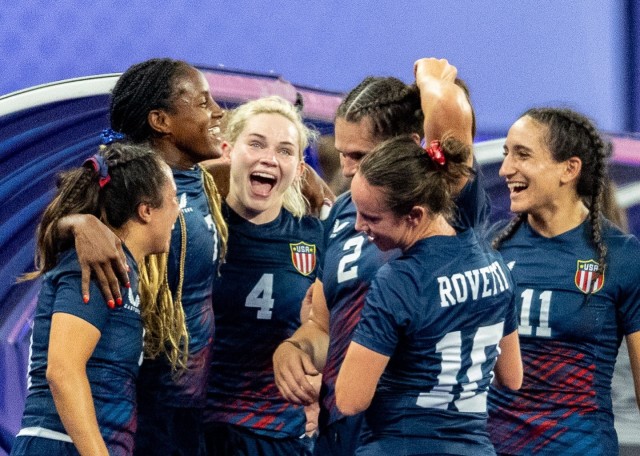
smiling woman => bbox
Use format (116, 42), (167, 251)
(202, 96), (324, 456)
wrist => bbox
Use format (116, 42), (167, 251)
(281, 338), (304, 351)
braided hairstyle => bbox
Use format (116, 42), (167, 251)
(109, 58), (229, 370)
(27, 142), (167, 278)
(336, 76), (476, 141)
(492, 108), (609, 275)
(358, 135), (472, 220)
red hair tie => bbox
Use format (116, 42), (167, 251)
(425, 140), (445, 166)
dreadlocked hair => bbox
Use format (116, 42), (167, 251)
(358, 135), (472, 220)
(493, 108), (609, 283)
(23, 142), (167, 281)
(110, 58), (192, 143)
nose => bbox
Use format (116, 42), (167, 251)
(498, 153), (513, 178)
(354, 212), (366, 233)
(259, 147), (279, 165)
(341, 155), (358, 178)
(211, 99), (224, 119)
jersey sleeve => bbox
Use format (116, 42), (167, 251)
(352, 265), (412, 356)
(617, 237), (640, 335)
(53, 271), (110, 332)
(453, 158), (491, 230)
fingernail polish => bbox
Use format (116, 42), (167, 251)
(116, 297), (123, 306)
(125, 282), (131, 289)
(107, 300), (115, 309)
(83, 295), (89, 304)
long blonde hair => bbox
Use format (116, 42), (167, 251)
(224, 95), (318, 217)
(139, 165), (227, 370)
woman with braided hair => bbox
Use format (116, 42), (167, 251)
(487, 108), (640, 455)
(58, 58), (229, 455)
(272, 58), (493, 455)
(11, 142), (180, 456)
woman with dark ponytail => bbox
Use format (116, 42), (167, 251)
(11, 143), (179, 456)
(333, 136), (521, 455)
(487, 108), (640, 455)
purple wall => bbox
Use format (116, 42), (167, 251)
(1, 1), (635, 135)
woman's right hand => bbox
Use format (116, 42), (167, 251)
(273, 340), (320, 406)
(59, 214), (129, 306)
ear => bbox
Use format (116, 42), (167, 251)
(560, 156), (583, 185)
(137, 202), (153, 224)
(410, 133), (422, 146)
(221, 141), (233, 160)
(148, 109), (172, 135)
(296, 160), (305, 179)
(406, 206), (426, 226)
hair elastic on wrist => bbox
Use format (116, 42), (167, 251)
(100, 128), (126, 145)
(424, 140), (445, 166)
(84, 154), (111, 188)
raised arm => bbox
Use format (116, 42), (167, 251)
(57, 214), (129, 305)
(273, 279), (330, 405)
(47, 313), (108, 456)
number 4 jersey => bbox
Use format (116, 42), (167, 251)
(487, 218), (640, 455)
(204, 203), (324, 438)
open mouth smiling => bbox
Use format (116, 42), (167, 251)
(250, 171), (277, 196)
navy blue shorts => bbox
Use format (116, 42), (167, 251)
(134, 401), (205, 456)
(204, 423), (312, 456)
(11, 436), (79, 456)
(313, 414), (364, 456)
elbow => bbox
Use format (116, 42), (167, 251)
(46, 363), (66, 394)
(335, 383), (368, 416)
(501, 376), (523, 391)
(494, 370), (523, 391)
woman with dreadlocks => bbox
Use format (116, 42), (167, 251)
(11, 142), (180, 456)
(487, 108), (640, 455)
(59, 58), (229, 455)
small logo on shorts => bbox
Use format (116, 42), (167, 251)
(290, 242), (317, 276)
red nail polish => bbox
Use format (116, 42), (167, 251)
(116, 297), (123, 306)
(83, 295), (89, 304)
(125, 282), (131, 289)
(107, 299), (115, 309)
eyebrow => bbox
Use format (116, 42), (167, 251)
(247, 133), (295, 147)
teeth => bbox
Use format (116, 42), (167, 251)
(252, 172), (276, 181)
(209, 126), (221, 135)
(507, 182), (527, 192)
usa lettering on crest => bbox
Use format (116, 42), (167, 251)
(290, 241), (317, 276)
(574, 259), (604, 294)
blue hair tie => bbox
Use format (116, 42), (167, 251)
(100, 128), (126, 145)
(84, 154), (111, 188)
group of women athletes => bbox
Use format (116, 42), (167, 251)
(9, 56), (640, 456)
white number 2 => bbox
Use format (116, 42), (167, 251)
(245, 273), (274, 320)
(519, 289), (552, 337)
(337, 236), (363, 283)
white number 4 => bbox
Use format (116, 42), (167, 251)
(245, 273), (274, 320)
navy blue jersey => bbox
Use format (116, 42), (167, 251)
(16, 248), (142, 456)
(488, 219), (640, 455)
(137, 166), (219, 407)
(319, 165), (491, 429)
(205, 203), (324, 438)
(352, 229), (516, 456)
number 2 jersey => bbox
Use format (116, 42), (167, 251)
(487, 218), (640, 455)
(353, 229), (517, 456)
(204, 203), (324, 438)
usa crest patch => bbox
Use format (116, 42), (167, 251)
(574, 259), (604, 293)
(290, 241), (317, 276)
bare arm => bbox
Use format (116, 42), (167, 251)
(58, 214), (128, 306)
(414, 58), (474, 193)
(335, 342), (389, 416)
(626, 330), (640, 412)
(493, 330), (523, 390)
(273, 279), (330, 405)
(47, 313), (108, 456)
